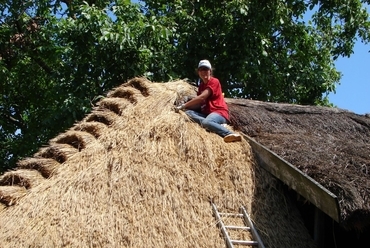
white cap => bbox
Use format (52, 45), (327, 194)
(198, 60), (212, 69)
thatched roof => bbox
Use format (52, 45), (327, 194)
(0, 78), (316, 247)
(228, 99), (370, 231)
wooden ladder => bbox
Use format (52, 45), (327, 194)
(212, 203), (265, 248)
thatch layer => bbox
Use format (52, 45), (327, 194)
(228, 99), (370, 230)
(17, 158), (60, 178)
(0, 169), (45, 189)
(0, 186), (27, 206)
(0, 78), (316, 247)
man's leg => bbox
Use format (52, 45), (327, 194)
(203, 113), (242, 142)
(201, 113), (232, 137)
(184, 110), (207, 125)
(185, 111), (241, 142)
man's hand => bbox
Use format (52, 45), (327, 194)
(175, 104), (185, 113)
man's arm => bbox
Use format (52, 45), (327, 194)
(182, 88), (211, 109)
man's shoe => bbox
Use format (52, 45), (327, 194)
(223, 133), (242, 143)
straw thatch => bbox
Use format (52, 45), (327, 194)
(228, 99), (370, 231)
(0, 185), (27, 206)
(0, 78), (316, 248)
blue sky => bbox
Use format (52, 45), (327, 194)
(303, 5), (370, 115)
(329, 41), (370, 115)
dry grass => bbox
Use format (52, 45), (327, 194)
(228, 98), (370, 231)
(0, 78), (316, 248)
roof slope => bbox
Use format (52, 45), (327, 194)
(228, 99), (370, 230)
(0, 78), (316, 248)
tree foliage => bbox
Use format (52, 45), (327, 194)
(1, 0), (369, 172)
(0, 0), (172, 172)
(143, 0), (369, 104)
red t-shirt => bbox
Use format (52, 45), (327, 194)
(198, 77), (230, 121)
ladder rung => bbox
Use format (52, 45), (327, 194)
(212, 203), (265, 248)
(224, 225), (251, 231)
(231, 240), (259, 246)
(219, 213), (243, 217)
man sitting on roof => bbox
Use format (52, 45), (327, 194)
(176, 59), (242, 143)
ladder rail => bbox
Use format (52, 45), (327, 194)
(240, 206), (265, 248)
(212, 203), (235, 248)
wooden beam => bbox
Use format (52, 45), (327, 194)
(314, 208), (326, 248)
(243, 134), (340, 223)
